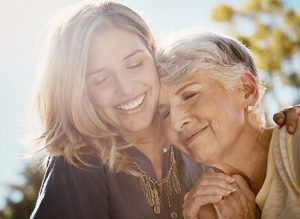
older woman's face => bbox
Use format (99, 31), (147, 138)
(159, 73), (246, 164)
(86, 27), (160, 133)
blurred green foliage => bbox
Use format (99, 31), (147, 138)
(0, 164), (43, 219)
(212, 0), (300, 103)
(1, 1), (299, 218)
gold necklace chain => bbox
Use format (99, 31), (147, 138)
(132, 146), (176, 185)
(132, 146), (181, 214)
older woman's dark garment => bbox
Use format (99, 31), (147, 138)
(30, 147), (206, 219)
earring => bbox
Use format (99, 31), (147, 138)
(247, 105), (254, 112)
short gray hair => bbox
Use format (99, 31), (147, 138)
(158, 32), (257, 87)
(157, 31), (265, 120)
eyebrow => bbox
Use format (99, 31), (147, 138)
(87, 49), (145, 76)
(87, 67), (106, 77)
(123, 49), (144, 61)
(175, 82), (197, 95)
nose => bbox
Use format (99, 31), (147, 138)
(114, 72), (134, 96)
(170, 107), (192, 132)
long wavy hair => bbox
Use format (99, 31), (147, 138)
(35, 1), (156, 172)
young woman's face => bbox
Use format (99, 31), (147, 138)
(159, 73), (246, 164)
(86, 28), (160, 133)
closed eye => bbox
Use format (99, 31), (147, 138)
(183, 92), (197, 101)
(95, 75), (110, 85)
(127, 61), (143, 69)
(163, 111), (169, 120)
(160, 110), (169, 120)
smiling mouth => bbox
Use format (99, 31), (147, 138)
(183, 126), (208, 146)
(115, 92), (146, 111)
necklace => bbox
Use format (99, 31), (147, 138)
(132, 146), (181, 214)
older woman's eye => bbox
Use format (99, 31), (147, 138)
(159, 109), (169, 120)
(163, 111), (169, 120)
(183, 92), (197, 100)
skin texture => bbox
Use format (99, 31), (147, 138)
(159, 72), (263, 219)
(84, 27), (299, 218)
(159, 73), (251, 164)
(183, 172), (258, 219)
(159, 71), (299, 218)
(86, 27), (160, 134)
(86, 27), (166, 182)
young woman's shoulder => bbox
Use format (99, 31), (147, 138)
(30, 154), (110, 219)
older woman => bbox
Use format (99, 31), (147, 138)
(158, 32), (300, 218)
(29, 1), (300, 218)
(30, 2), (255, 219)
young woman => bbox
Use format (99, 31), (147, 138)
(29, 2), (207, 218)
(158, 32), (300, 218)
(30, 1), (299, 219)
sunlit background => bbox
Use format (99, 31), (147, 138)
(0, 0), (299, 217)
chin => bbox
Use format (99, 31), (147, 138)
(124, 117), (153, 132)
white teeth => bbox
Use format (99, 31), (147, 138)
(116, 93), (145, 110)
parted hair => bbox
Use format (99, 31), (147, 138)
(35, 1), (155, 172)
(157, 31), (264, 112)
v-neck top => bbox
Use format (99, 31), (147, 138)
(30, 147), (208, 219)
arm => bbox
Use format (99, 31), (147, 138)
(30, 156), (109, 219)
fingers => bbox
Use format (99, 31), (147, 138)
(213, 176), (257, 219)
(214, 194), (236, 218)
(183, 195), (222, 219)
(183, 172), (236, 219)
(185, 173), (235, 201)
(273, 105), (300, 134)
(184, 185), (234, 202)
(232, 175), (250, 191)
(283, 106), (300, 134)
(273, 111), (285, 127)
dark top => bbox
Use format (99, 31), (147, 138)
(30, 147), (207, 219)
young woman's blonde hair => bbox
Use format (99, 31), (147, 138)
(35, 1), (156, 172)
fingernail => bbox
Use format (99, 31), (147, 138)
(288, 125), (294, 133)
(231, 188), (236, 192)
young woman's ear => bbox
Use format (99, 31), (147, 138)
(240, 72), (259, 108)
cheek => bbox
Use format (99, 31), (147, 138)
(145, 62), (159, 83)
(88, 88), (113, 113)
(92, 92), (109, 107)
(212, 109), (245, 150)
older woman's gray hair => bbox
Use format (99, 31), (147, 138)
(157, 31), (265, 116)
(158, 31), (258, 84)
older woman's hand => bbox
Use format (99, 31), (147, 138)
(183, 173), (259, 219)
(273, 105), (300, 134)
(213, 174), (259, 219)
(182, 172), (236, 219)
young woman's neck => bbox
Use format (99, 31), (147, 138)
(213, 120), (273, 194)
(121, 114), (168, 180)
